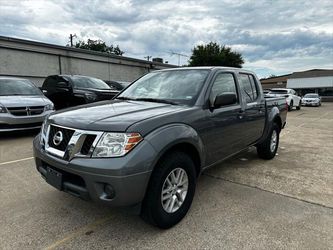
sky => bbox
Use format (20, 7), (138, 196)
(1, 0), (332, 78)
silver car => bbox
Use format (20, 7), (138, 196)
(301, 93), (321, 107)
(0, 77), (54, 132)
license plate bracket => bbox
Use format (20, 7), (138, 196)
(46, 167), (63, 190)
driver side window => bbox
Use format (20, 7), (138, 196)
(211, 73), (238, 103)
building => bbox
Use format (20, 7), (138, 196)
(260, 74), (291, 89)
(287, 69), (333, 99)
(260, 69), (333, 101)
(0, 36), (176, 86)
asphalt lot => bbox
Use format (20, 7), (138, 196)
(0, 103), (332, 249)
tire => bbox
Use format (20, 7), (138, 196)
(141, 151), (196, 229)
(256, 123), (280, 160)
(288, 101), (293, 111)
(296, 100), (301, 110)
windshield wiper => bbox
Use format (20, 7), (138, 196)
(134, 98), (178, 105)
(116, 96), (137, 101)
(117, 96), (177, 105)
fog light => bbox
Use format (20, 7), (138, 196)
(104, 184), (115, 199)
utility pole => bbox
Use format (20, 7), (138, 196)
(69, 34), (77, 47)
(169, 51), (189, 66)
(144, 56), (152, 61)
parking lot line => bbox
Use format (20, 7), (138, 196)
(0, 157), (34, 166)
(44, 214), (114, 250)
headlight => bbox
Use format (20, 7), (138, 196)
(41, 119), (48, 136)
(40, 118), (49, 146)
(44, 104), (54, 111)
(92, 132), (142, 157)
(85, 93), (97, 101)
(0, 104), (7, 113)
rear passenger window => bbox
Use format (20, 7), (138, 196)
(211, 73), (238, 103)
(239, 74), (258, 103)
(42, 76), (57, 89)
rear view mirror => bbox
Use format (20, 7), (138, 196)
(213, 92), (237, 108)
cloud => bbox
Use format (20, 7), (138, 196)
(0, 0), (332, 77)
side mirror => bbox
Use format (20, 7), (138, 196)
(55, 81), (71, 91)
(213, 92), (237, 108)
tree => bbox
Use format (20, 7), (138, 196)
(73, 39), (124, 56)
(188, 42), (244, 68)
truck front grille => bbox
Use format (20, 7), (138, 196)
(48, 125), (75, 151)
(7, 106), (45, 116)
(45, 124), (103, 160)
(80, 135), (97, 155)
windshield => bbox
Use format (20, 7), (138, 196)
(117, 69), (210, 105)
(72, 76), (111, 89)
(270, 89), (288, 94)
(304, 94), (318, 98)
(0, 79), (42, 96)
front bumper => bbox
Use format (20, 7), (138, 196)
(0, 111), (53, 132)
(33, 135), (155, 206)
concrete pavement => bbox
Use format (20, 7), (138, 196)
(0, 103), (332, 249)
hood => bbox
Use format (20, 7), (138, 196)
(48, 100), (187, 132)
(0, 95), (52, 107)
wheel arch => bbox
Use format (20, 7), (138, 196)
(145, 124), (205, 177)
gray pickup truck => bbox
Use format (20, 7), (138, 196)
(33, 67), (287, 228)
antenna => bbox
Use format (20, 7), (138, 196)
(69, 34), (77, 47)
(169, 51), (189, 66)
(144, 56), (152, 61)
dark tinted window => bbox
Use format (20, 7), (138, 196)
(239, 74), (258, 102)
(0, 79), (42, 96)
(71, 76), (110, 89)
(211, 73), (238, 102)
(43, 76), (59, 89)
(270, 89), (288, 94)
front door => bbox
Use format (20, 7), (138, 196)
(204, 72), (246, 165)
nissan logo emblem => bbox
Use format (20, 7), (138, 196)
(53, 131), (63, 146)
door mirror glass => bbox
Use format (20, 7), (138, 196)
(213, 92), (237, 108)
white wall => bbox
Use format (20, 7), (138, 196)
(287, 76), (333, 89)
(0, 37), (175, 86)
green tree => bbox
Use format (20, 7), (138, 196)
(188, 42), (244, 68)
(73, 39), (124, 56)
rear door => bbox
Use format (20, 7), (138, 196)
(238, 73), (265, 144)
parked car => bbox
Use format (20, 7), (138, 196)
(33, 67), (287, 228)
(263, 89), (271, 98)
(263, 89), (271, 95)
(41, 75), (119, 110)
(301, 93), (321, 107)
(0, 77), (54, 132)
(266, 88), (301, 111)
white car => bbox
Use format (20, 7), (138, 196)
(301, 93), (321, 107)
(267, 88), (301, 111)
